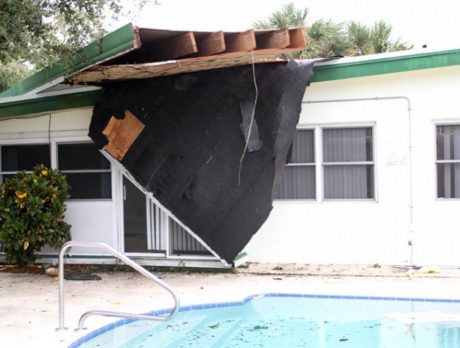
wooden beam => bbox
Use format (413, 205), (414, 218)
(195, 31), (226, 56)
(224, 30), (256, 52)
(255, 29), (290, 49)
(149, 32), (198, 60)
(70, 47), (305, 84)
(288, 28), (307, 48)
(103, 110), (145, 160)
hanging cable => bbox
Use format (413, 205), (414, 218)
(238, 50), (259, 187)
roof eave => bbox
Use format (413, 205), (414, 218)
(312, 47), (460, 82)
(0, 23), (140, 98)
(0, 90), (99, 119)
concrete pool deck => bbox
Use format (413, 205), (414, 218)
(1, 264), (460, 348)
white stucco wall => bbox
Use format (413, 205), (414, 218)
(0, 108), (118, 253)
(3, 62), (460, 267)
(244, 64), (460, 266)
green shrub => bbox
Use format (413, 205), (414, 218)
(0, 165), (71, 265)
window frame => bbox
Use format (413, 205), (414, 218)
(56, 141), (112, 201)
(274, 124), (377, 203)
(0, 137), (113, 202)
(321, 125), (376, 201)
(0, 142), (52, 183)
(274, 127), (317, 201)
(434, 122), (460, 200)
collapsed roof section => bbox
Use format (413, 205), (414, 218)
(68, 26), (307, 84)
(0, 23), (307, 98)
(90, 60), (314, 263)
(80, 26), (311, 264)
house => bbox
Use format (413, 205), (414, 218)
(244, 48), (460, 267)
(1, 23), (460, 268)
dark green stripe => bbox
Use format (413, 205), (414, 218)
(312, 48), (460, 82)
(0, 91), (99, 118)
(2, 48), (460, 118)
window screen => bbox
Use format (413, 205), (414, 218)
(57, 143), (111, 199)
(323, 127), (374, 199)
(1, 144), (50, 171)
(0, 144), (50, 183)
(436, 125), (460, 198)
(274, 129), (316, 199)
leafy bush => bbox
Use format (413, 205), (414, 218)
(0, 165), (71, 265)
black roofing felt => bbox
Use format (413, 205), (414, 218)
(89, 61), (314, 263)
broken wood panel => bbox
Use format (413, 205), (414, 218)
(288, 28), (307, 48)
(89, 61), (315, 263)
(103, 110), (145, 160)
(70, 48), (303, 84)
(255, 29), (290, 49)
(148, 32), (198, 60)
(224, 30), (256, 52)
(194, 31), (226, 56)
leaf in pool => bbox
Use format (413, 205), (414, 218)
(251, 325), (269, 331)
(208, 323), (220, 329)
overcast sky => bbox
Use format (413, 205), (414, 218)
(112, 0), (460, 51)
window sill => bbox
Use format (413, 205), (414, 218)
(273, 199), (316, 204)
(322, 199), (377, 203)
(274, 199), (378, 204)
(66, 199), (113, 203)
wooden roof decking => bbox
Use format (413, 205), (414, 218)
(69, 27), (307, 84)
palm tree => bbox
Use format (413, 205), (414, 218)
(346, 21), (372, 56)
(370, 20), (412, 53)
(253, 3), (308, 29)
(253, 3), (412, 58)
(307, 19), (347, 58)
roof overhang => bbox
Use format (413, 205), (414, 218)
(0, 24), (307, 98)
(2, 23), (460, 119)
(68, 27), (307, 85)
(0, 24), (140, 98)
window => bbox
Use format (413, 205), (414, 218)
(57, 142), (112, 199)
(436, 125), (460, 198)
(323, 127), (374, 199)
(0, 144), (51, 183)
(274, 129), (315, 199)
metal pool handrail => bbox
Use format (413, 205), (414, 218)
(56, 241), (180, 331)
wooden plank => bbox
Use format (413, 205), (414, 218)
(224, 30), (256, 52)
(288, 28), (307, 48)
(103, 110), (145, 160)
(70, 47), (305, 84)
(195, 31), (226, 56)
(149, 32), (198, 60)
(255, 29), (290, 49)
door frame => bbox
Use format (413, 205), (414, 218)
(108, 153), (229, 267)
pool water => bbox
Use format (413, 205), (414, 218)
(71, 294), (460, 348)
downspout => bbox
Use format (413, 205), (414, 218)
(303, 96), (414, 264)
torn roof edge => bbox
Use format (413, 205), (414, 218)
(2, 21), (460, 106)
(0, 24), (307, 98)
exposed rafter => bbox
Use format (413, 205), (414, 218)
(69, 27), (307, 85)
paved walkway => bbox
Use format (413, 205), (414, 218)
(1, 265), (460, 347)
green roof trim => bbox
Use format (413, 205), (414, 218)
(0, 90), (99, 118)
(0, 23), (137, 98)
(311, 48), (460, 82)
(2, 47), (460, 119)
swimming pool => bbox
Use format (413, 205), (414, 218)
(70, 293), (460, 347)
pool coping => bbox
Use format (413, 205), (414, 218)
(69, 292), (460, 347)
